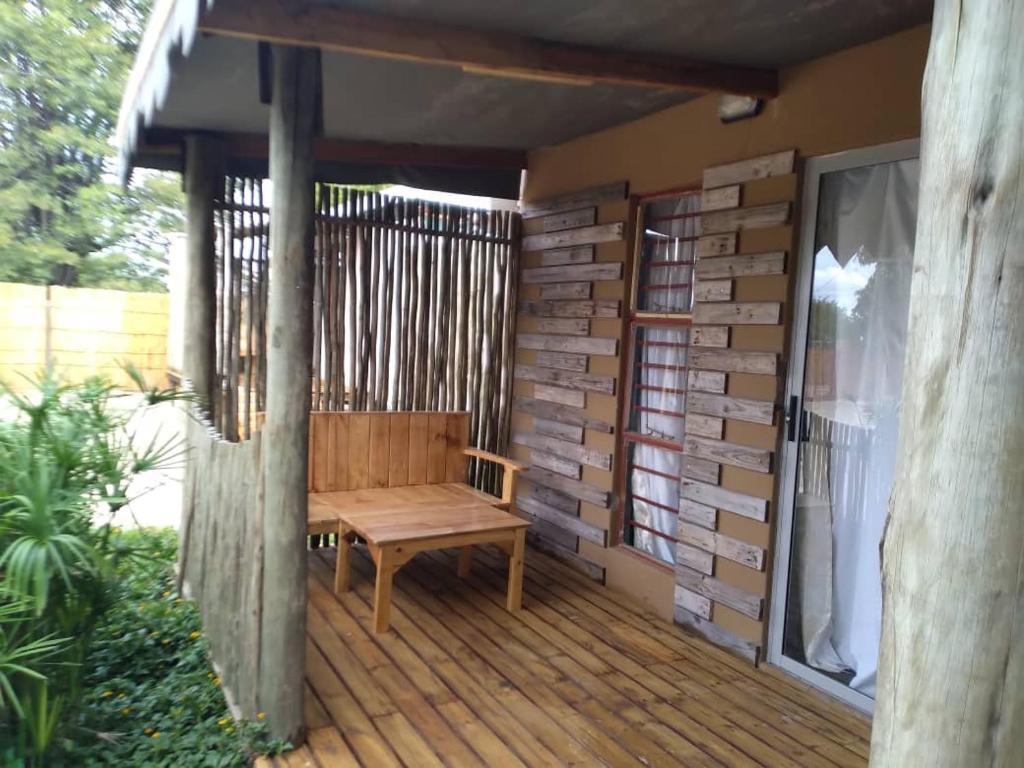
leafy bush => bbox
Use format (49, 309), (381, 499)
(53, 529), (286, 766)
(0, 368), (281, 764)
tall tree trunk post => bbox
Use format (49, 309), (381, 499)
(258, 45), (318, 744)
(872, 2), (1023, 765)
(183, 134), (224, 414)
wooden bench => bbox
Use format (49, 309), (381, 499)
(307, 411), (523, 509)
(306, 411), (529, 631)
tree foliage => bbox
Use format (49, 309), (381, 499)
(0, 0), (182, 291)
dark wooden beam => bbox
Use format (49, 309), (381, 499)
(198, 0), (778, 98)
(140, 129), (527, 171)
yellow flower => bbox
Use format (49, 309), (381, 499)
(256, 712), (265, 721)
(174, 598), (183, 605)
(218, 718), (230, 727)
(212, 676), (221, 686)
(162, 639), (170, 645)
(151, 732), (161, 740)
(121, 707), (131, 715)
(226, 727), (234, 734)
(102, 691), (114, 698)
(117, 693), (126, 700)
(162, 591), (171, 598)
(189, 631), (201, 640)
(144, 727), (153, 735)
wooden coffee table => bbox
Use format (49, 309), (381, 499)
(315, 496), (530, 633)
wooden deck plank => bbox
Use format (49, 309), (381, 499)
(269, 543), (871, 768)
(320, 554), (594, 767)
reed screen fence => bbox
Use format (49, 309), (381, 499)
(210, 178), (520, 491)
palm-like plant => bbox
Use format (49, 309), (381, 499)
(0, 366), (193, 762)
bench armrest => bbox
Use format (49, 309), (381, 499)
(463, 448), (526, 507)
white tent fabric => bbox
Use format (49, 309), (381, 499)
(795, 157), (919, 696)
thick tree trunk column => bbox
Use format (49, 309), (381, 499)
(183, 134), (223, 413)
(258, 45), (318, 744)
(872, 3), (1023, 766)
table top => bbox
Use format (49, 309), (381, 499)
(309, 484), (529, 544)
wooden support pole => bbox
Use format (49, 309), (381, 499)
(871, 2), (1024, 765)
(258, 44), (318, 745)
(183, 134), (224, 413)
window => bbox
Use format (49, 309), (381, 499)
(620, 190), (700, 564)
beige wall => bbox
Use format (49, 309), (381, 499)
(0, 282), (169, 391)
(516, 25), (929, 645)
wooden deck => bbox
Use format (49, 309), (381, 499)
(258, 544), (871, 767)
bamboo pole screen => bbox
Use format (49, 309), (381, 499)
(211, 178), (520, 492)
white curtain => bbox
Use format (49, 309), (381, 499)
(795, 158), (919, 697)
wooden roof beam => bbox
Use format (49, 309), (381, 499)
(198, 0), (778, 98)
(141, 130), (528, 170)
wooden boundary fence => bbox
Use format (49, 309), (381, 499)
(211, 180), (520, 492)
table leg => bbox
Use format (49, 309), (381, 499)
(457, 546), (473, 579)
(373, 547), (396, 633)
(335, 524), (352, 594)
(506, 529), (526, 612)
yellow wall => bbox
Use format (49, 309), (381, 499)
(0, 282), (169, 390)
(516, 25), (930, 644)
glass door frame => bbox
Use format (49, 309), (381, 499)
(766, 138), (919, 715)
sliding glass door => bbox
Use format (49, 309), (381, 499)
(768, 140), (919, 712)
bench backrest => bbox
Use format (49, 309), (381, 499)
(308, 411), (471, 492)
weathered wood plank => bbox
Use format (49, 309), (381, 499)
(676, 565), (763, 619)
(534, 418), (584, 443)
(702, 150), (795, 189)
(525, 531), (604, 581)
(539, 282), (592, 299)
(517, 334), (617, 357)
(685, 413), (724, 439)
(514, 364), (615, 394)
(522, 223), (625, 252)
(522, 262), (624, 284)
(512, 395), (613, 433)
(518, 299), (620, 318)
(700, 202), (790, 235)
(674, 607), (759, 663)
(529, 448), (581, 479)
(684, 435), (771, 474)
(521, 181), (628, 219)
(681, 455), (721, 485)
(676, 544), (714, 577)
(512, 430), (611, 470)
(525, 481), (580, 514)
(692, 301), (781, 325)
(517, 494), (605, 546)
(694, 279), (733, 303)
(675, 584), (712, 619)
(542, 207), (596, 232)
(695, 251), (786, 280)
(687, 369), (727, 393)
(681, 478), (768, 522)
(691, 326), (729, 348)
(540, 245), (594, 266)
(535, 318), (590, 336)
(679, 498), (717, 529)
(522, 466), (611, 508)
(534, 350), (588, 372)
(696, 233), (737, 258)
(690, 349), (778, 376)
(699, 185), (741, 212)
(532, 384), (584, 408)
(687, 392), (776, 426)
(678, 521), (765, 570)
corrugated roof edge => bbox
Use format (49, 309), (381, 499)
(115, 0), (214, 185)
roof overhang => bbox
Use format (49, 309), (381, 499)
(116, 0), (931, 197)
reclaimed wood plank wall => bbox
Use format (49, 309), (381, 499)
(511, 182), (629, 581)
(673, 149), (797, 661)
